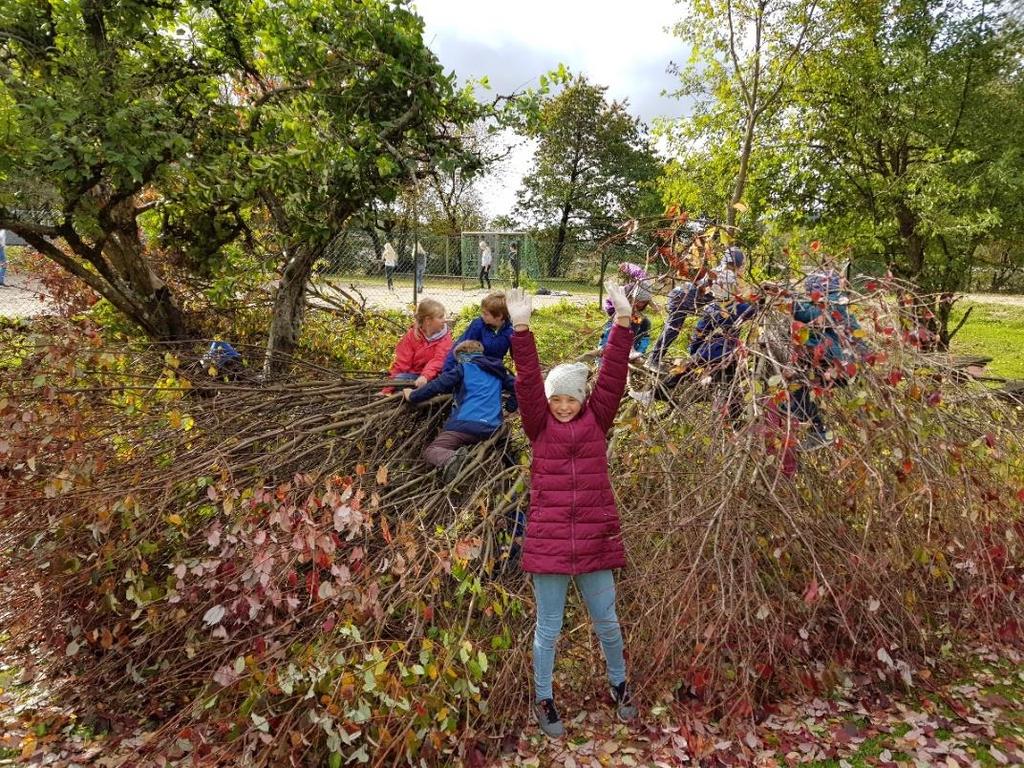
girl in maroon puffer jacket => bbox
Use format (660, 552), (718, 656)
(506, 282), (639, 739)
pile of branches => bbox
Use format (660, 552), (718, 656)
(0, 272), (1022, 765)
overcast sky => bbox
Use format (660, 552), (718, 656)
(412, 0), (688, 220)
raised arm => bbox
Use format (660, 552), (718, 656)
(506, 290), (548, 441)
(588, 323), (632, 432)
(589, 280), (633, 431)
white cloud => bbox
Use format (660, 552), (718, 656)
(412, 0), (688, 220)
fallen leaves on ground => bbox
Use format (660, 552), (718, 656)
(1, 646), (1022, 766)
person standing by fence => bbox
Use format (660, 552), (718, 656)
(382, 241), (398, 291)
(509, 242), (520, 288)
(478, 238), (493, 290)
(414, 241), (427, 294)
(0, 229), (7, 287)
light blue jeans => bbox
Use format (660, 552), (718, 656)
(532, 570), (626, 702)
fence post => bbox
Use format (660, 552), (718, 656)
(598, 247), (610, 309)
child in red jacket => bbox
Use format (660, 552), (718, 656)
(506, 282), (639, 739)
(386, 298), (452, 392)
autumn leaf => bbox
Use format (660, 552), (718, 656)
(203, 604), (226, 625)
(803, 576), (820, 604)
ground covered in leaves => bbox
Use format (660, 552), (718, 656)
(2, 644), (1022, 766)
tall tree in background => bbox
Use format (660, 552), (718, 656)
(668, 0), (824, 228)
(515, 76), (660, 277)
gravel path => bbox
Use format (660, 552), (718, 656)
(964, 293), (1024, 308)
(0, 273), (51, 319)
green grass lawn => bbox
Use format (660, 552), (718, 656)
(951, 300), (1024, 380)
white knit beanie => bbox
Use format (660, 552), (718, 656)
(544, 362), (589, 403)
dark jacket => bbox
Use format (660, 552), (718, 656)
(442, 316), (514, 372)
(409, 353), (517, 437)
(512, 323), (632, 575)
(689, 301), (756, 364)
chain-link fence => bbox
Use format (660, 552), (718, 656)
(311, 229), (643, 316)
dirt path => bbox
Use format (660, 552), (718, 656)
(0, 274), (50, 319)
(964, 293), (1024, 307)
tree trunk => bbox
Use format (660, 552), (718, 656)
(264, 242), (322, 378)
(895, 203), (926, 277)
(17, 224), (188, 341)
(551, 201), (572, 278)
(727, 110), (757, 228)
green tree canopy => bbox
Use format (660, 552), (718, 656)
(0, 0), (483, 369)
(514, 75), (662, 277)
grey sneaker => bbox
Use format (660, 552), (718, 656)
(533, 698), (564, 738)
(611, 681), (638, 722)
(643, 356), (668, 373)
(628, 388), (653, 406)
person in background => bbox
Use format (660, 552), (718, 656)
(645, 246), (745, 372)
(414, 241), (428, 294)
(385, 298), (452, 393)
(478, 238), (493, 290)
(787, 268), (863, 451)
(0, 228), (7, 287)
(382, 241), (398, 291)
(506, 281), (640, 739)
(599, 283), (652, 362)
(509, 242), (521, 288)
(441, 292), (513, 373)
(404, 339), (517, 482)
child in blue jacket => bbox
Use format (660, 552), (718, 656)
(787, 270), (864, 450)
(442, 292), (513, 373)
(406, 339), (518, 481)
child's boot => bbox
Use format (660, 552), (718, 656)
(441, 447), (469, 483)
(533, 698), (564, 738)
(610, 681), (638, 722)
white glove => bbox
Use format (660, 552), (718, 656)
(604, 279), (632, 318)
(506, 288), (533, 329)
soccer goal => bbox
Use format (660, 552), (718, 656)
(459, 231), (535, 290)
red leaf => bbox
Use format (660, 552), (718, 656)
(803, 576), (820, 604)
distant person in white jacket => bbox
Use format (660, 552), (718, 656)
(478, 238), (493, 290)
(382, 241), (398, 291)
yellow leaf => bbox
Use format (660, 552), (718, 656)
(21, 734), (36, 759)
(167, 514), (184, 526)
